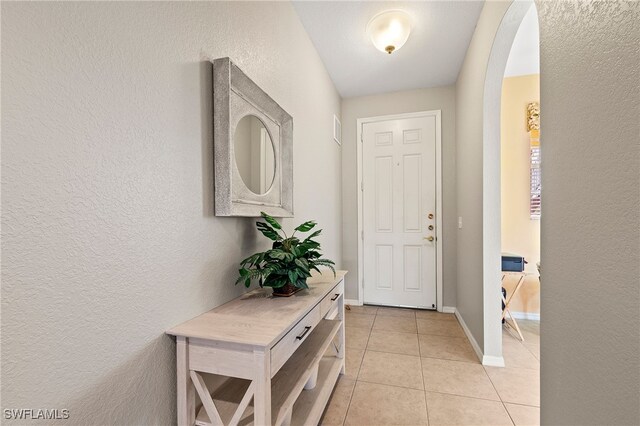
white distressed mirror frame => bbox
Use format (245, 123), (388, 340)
(213, 58), (293, 217)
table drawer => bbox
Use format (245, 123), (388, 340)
(270, 305), (321, 375)
(320, 280), (344, 318)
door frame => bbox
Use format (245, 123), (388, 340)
(356, 110), (443, 310)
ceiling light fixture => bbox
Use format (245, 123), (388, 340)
(366, 10), (412, 55)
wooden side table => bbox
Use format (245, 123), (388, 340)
(167, 271), (346, 426)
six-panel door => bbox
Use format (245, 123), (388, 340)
(362, 115), (437, 308)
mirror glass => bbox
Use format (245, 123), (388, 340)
(233, 115), (276, 195)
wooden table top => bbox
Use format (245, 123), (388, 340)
(167, 270), (346, 348)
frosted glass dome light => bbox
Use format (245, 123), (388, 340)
(366, 10), (412, 55)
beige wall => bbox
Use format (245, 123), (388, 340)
(341, 87), (457, 306)
(0, 2), (342, 423)
(537, 1), (640, 424)
(455, 0), (512, 352)
(501, 74), (540, 314)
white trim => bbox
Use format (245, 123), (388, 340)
(356, 110), (444, 311)
(435, 112), (443, 312)
(344, 299), (362, 307)
(454, 309), (483, 363)
(441, 306), (456, 314)
(510, 311), (540, 321)
(455, 309), (505, 367)
(482, 355), (506, 367)
(482, 0), (535, 363)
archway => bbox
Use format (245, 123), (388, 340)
(482, 0), (539, 363)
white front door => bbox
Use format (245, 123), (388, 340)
(362, 114), (438, 309)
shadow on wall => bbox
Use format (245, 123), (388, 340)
(66, 335), (176, 424)
(195, 217), (263, 305)
(200, 60), (214, 217)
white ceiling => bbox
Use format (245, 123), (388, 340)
(293, 1), (484, 98)
(504, 4), (539, 77)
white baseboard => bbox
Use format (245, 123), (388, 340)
(454, 308), (505, 367)
(482, 355), (506, 367)
(510, 311), (540, 321)
(347, 302), (456, 312)
(454, 309), (484, 363)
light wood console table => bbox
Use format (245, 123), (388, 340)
(167, 270), (346, 426)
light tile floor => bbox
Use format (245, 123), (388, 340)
(321, 306), (540, 426)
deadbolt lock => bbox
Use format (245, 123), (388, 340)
(428, 213), (434, 219)
(428, 225), (434, 230)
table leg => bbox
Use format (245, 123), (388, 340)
(506, 308), (525, 341)
(253, 349), (272, 425)
(338, 295), (346, 374)
(502, 275), (526, 341)
(176, 336), (196, 426)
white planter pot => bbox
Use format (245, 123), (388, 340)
(304, 364), (319, 390)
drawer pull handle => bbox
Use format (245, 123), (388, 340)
(296, 326), (312, 340)
(331, 293), (340, 301)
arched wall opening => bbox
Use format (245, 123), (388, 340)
(482, 0), (539, 363)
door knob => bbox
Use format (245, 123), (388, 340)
(424, 236), (434, 242)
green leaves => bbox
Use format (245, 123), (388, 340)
(295, 220), (316, 233)
(265, 275), (288, 288)
(261, 211), (282, 230)
(314, 259), (337, 277)
(256, 222), (281, 241)
(255, 212), (285, 241)
(235, 215), (336, 291)
(268, 249), (294, 262)
(304, 229), (322, 241)
(235, 267), (270, 287)
(294, 258), (309, 271)
(240, 252), (263, 267)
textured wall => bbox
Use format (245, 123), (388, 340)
(340, 87), (457, 306)
(501, 74), (541, 315)
(455, 0), (512, 352)
(1, 2), (342, 424)
(537, 1), (640, 424)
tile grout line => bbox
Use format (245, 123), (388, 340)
(338, 379), (356, 426)
(483, 363), (541, 406)
(503, 402), (517, 426)
(502, 400), (541, 408)
(344, 309), (539, 425)
(342, 313), (375, 426)
(352, 324), (467, 340)
(365, 347), (421, 357)
(354, 378), (425, 392)
(423, 389), (507, 404)
(416, 313), (431, 425)
(420, 354), (482, 365)
(482, 356), (517, 425)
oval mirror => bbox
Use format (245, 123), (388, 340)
(233, 115), (276, 195)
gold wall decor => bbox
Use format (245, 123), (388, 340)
(526, 101), (540, 132)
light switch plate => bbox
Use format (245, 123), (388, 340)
(458, 217), (463, 229)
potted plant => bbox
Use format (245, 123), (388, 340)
(236, 212), (336, 297)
